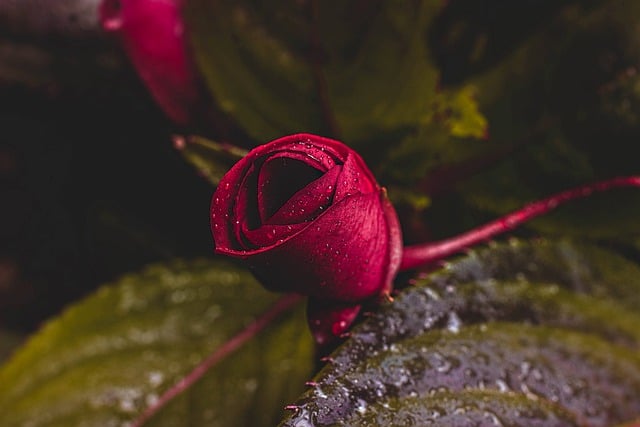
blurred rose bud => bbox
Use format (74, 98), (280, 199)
(99, 0), (199, 124)
(210, 133), (403, 304)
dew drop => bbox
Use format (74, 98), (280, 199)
(446, 311), (462, 333)
(145, 393), (159, 407)
(483, 410), (505, 426)
(434, 356), (452, 373)
(495, 378), (510, 392)
(147, 371), (164, 387)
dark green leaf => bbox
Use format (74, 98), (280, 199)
(0, 259), (313, 427)
(184, 0), (487, 146)
(451, 0), (640, 238)
(280, 239), (640, 426)
(174, 135), (248, 186)
(346, 390), (580, 426)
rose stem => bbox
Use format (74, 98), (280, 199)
(400, 176), (640, 271)
(130, 293), (304, 427)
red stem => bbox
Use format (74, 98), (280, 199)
(400, 176), (640, 271)
(130, 293), (304, 427)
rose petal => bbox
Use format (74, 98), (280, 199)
(267, 164), (341, 225)
(262, 136), (348, 170)
(246, 191), (397, 301)
(379, 190), (403, 297)
(333, 152), (377, 202)
(241, 222), (306, 248)
(257, 155), (325, 223)
(211, 173), (248, 253)
(100, 0), (199, 125)
(233, 161), (261, 247)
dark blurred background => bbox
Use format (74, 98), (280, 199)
(0, 0), (213, 332)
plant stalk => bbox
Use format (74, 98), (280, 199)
(400, 176), (640, 271)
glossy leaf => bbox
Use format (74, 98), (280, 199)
(345, 389), (580, 426)
(280, 239), (640, 426)
(0, 259), (313, 427)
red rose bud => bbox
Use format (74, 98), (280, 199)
(99, 0), (199, 125)
(211, 133), (403, 303)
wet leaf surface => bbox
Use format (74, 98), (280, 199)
(0, 259), (313, 427)
(280, 239), (640, 426)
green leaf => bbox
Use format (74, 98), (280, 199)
(174, 135), (248, 186)
(448, 0), (640, 238)
(184, 1), (487, 146)
(434, 85), (488, 140)
(0, 259), (314, 427)
(280, 239), (640, 426)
